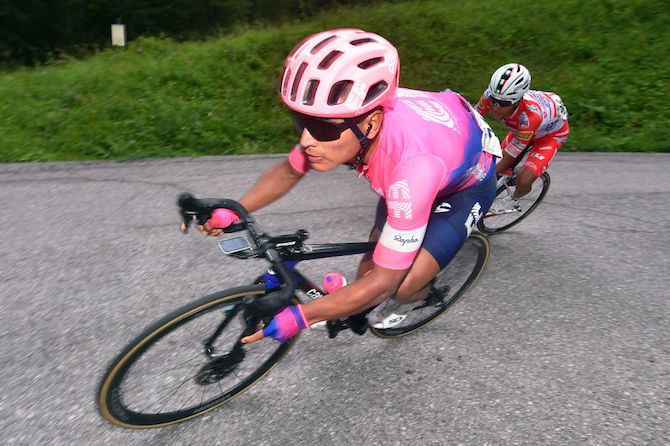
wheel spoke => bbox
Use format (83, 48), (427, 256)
(150, 365), (202, 414)
(130, 353), (202, 386)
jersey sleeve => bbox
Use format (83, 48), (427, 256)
(373, 154), (447, 270)
(475, 89), (492, 117)
(288, 145), (310, 174)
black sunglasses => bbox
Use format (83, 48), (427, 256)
(291, 111), (369, 142)
(490, 96), (516, 107)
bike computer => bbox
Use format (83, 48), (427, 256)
(218, 235), (252, 255)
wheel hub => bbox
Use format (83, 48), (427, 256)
(194, 348), (245, 385)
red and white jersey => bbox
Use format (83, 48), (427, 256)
(476, 89), (568, 154)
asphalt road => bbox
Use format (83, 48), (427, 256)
(0, 153), (668, 445)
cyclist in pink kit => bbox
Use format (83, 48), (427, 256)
(196, 29), (501, 342)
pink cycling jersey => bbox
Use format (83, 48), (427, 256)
(290, 88), (499, 270)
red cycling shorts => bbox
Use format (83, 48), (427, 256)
(502, 121), (570, 176)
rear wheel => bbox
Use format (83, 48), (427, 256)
(477, 172), (550, 234)
(370, 232), (490, 338)
(98, 285), (298, 428)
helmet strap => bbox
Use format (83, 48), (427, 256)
(346, 124), (371, 170)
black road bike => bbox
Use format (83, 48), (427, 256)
(477, 146), (551, 234)
(98, 193), (490, 428)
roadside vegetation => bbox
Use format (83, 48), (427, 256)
(0, 0), (667, 162)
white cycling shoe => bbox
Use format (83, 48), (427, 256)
(490, 194), (521, 213)
(309, 320), (328, 331)
(366, 298), (416, 329)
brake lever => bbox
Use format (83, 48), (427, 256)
(178, 193), (215, 233)
(180, 211), (213, 234)
(180, 212), (193, 234)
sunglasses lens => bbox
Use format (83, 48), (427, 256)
(492, 97), (514, 107)
(292, 113), (343, 141)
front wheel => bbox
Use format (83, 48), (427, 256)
(370, 232), (490, 338)
(98, 285), (298, 429)
(477, 172), (550, 234)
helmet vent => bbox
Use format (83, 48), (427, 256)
(358, 57), (383, 70)
(311, 36), (337, 54)
(328, 80), (353, 105)
(496, 69), (512, 92)
(290, 62), (308, 102)
(363, 81), (388, 106)
(318, 50), (343, 69)
(350, 38), (376, 46)
(302, 80), (319, 105)
(281, 68), (291, 96)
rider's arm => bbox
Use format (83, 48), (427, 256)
(238, 156), (305, 213)
(253, 265), (407, 343)
(475, 89), (492, 116)
(201, 156), (304, 234)
(301, 266), (407, 324)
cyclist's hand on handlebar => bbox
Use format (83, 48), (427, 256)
(196, 219), (224, 237)
(241, 305), (308, 344)
(196, 208), (240, 237)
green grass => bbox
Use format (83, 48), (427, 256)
(1, 0), (668, 162)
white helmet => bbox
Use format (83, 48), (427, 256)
(488, 63), (531, 103)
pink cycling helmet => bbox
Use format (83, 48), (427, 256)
(280, 28), (400, 118)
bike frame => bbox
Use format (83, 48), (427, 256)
(264, 241), (376, 337)
(178, 192), (385, 345)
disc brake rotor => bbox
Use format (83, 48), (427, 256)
(194, 347), (246, 385)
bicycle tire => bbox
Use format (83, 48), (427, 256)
(370, 232), (490, 338)
(98, 285), (298, 429)
(477, 172), (550, 234)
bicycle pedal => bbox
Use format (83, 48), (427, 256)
(424, 286), (450, 306)
(346, 314), (369, 335)
(326, 319), (348, 339)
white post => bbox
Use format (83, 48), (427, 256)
(111, 24), (126, 47)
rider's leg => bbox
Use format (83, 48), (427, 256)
(393, 248), (440, 303)
(494, 150), (519, 176)
(365, 248), (439, 328)
(513, 134), (562, 198)
(373, 173), (497, 304)
(513, 166), (539, 198)
(359, 204), (452, 303)
(366, 173), (497, 328)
